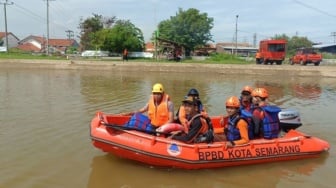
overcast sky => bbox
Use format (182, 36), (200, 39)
(1, 0), (335, 45)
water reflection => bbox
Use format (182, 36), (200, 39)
(78, 71), (237, 115)
(254, 80), (286, 104)
(255, 79), (322, 100)
(291, 83), (322, 100)
(78, 71), (332, 117)
(88, 153), (328, 188)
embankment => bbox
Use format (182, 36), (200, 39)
(1, 59), (335, 78)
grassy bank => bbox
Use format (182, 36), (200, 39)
(0, 52), (252, 65)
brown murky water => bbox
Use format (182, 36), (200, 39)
(0, 67), (335, 188)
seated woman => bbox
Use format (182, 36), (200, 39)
(223, 96), (253, 147)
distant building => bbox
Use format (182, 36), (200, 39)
(313, 43), (336, 54)
(17, 35), (79, 54)
(0, 32), (20, 51)
(145, 42), (155, 52)
(193, 43), (216, 56)
(216, 42), (258, 57)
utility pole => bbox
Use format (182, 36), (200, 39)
(331, 32), (336, 43)
(1, 0), (13, 53)
(65, 30), (74, 40)
(253, 33), (257, 48)
(45, 0), (55, 55)
(154, 1), (158, 61)
(235, 15), (239, 56)
(155, 29), (159, 61)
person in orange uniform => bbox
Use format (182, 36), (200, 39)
(251, 87), (280, 139)
(251, 88), (269, 127)
(171, 96), (210, 143)
(123, 48), (128, 61)
(122, 83), (174, 127)
(175, 88), (207, 133)
(218, 86), (253, 134)
(240, 85), (253, 112)
(255, 50), (261, 64)
(224, 96), (250, 147)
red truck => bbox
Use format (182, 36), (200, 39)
(257, 39), (287, 65)
(289, 48), (322, 66)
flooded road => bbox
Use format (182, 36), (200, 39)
(0, 66), (335, 188)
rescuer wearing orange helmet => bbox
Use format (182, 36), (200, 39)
(251, 87), (269, 108)
(224, 96), (250, 147)
(251, 87), (281, 139)
(122, 83), (174, 127)
(219, 86), (253, 132)
(251, 87), (269, 137)
(251, 87), (269, 126)
(240, 85), (254, 112)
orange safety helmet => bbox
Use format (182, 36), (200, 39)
(251, 88), (269, 98)
(242, 85), (253, 94)
(225, 96), (240, 108)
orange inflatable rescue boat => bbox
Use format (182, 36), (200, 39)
(90, 111), (330, 169)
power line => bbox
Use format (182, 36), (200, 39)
(13, 1), (72, 38)
(292, 0), (336, 18)
(13, 3), (45, 23)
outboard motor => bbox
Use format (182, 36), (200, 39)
(278, 109), (302, 132)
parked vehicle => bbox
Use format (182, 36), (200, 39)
(289, 48), (322, 66)
(257, 39), (287, 65)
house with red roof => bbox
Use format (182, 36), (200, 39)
(17, 35), (79, 54)
(0, 32), (20, 51)
(145, 42), (155, 52)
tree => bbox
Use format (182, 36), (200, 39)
(287, 36), (313, 55)
(273, 33), (290, 42)
(78, 14), (116, 51)
(157, 8), (214, 55)
(101, 20), (144, 53)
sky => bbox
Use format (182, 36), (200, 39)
(1, 0), (336, 45)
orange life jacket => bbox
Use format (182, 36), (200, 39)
(187, 114), (209, 143)
(148, 94), (170, 127)
(178, 105), (188, 130)
(179, 106), (208, 133)
(199, 117), (209, 135)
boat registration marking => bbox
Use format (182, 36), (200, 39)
(198, 144), (301, 160)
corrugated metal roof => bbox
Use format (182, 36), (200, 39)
(313, 43), (336, 48)
(218, 45), (258, 50)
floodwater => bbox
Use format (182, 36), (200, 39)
(0, 66), (335, 188)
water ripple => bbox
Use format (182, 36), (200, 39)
(1, 68), (335, 187)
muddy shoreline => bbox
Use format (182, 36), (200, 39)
(1, 59), (335, 78)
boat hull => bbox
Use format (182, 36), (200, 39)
(90, 112), (330, 169)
